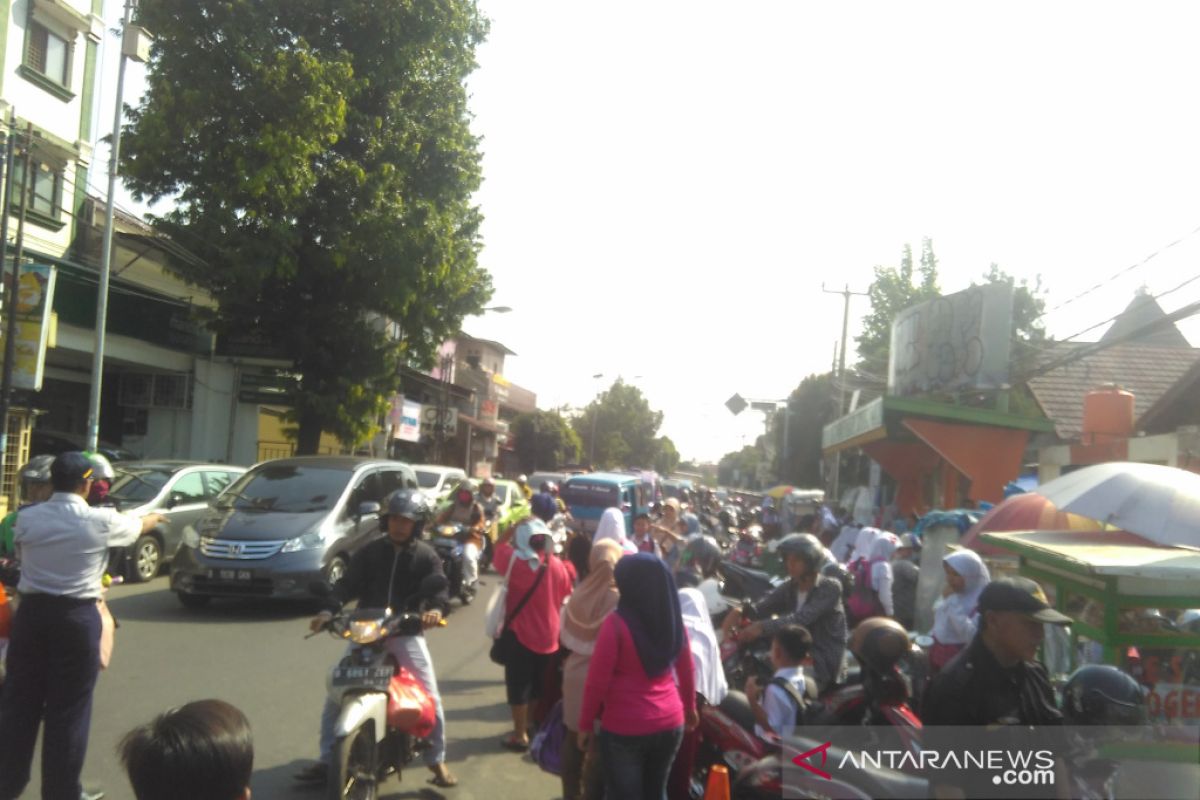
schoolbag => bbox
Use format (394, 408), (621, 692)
(846, 557), (885, 624)
(770, 675), (811, 727)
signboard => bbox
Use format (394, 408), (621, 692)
(726, 393), (748, 415)
(237, 370), (299, 404)
(420, 405), (457, 437)
(0, 263), (57, 391)
(822, 397), (884, 450)
(395, 399), (421, 442)
(887, 282), (1014, 397)
(479, 398), (498, 424)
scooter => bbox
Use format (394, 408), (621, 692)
(309, 574), (447, 800)
(429, 522), (473, 607)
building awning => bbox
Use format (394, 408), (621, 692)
(901, 418), (1031, 505)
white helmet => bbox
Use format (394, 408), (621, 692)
(1178, 609), (1200, 634)
(697, 578), (729, 615)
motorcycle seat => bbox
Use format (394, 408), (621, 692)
(784, 734), (927, 799)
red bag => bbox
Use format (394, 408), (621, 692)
(0, 583), (12, 639)
(386, 667), (436, 738)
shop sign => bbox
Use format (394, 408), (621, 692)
(395, 399), (421, 442)
(822, 397), (884, 449)
(1, 263), (57, 391)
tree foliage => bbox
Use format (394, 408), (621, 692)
(511, 410), (582, 473)
(122, 0), (493, 451)
(772, 373), (838, 487)
(571, 379), (675, 471)
(855, 239), (941, 381)
(717, 443), (768, 489)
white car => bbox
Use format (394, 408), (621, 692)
(413, 465), (468, 506)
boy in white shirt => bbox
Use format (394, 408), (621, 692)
(744, 624), (814, 738)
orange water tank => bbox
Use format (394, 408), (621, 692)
(1081, 384), (1135, 444)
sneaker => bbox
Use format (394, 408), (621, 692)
(293, 762), (329, 784)
(81, 792), (105, 800)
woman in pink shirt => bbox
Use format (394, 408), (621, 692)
(578, 554), (697, 800)
(493, 518), (573, 750)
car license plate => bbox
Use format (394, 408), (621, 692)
(210, 568), (254, 581)
(331, 665), (393, 688)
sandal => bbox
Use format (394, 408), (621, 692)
(428, 765), (459, 787)
(500, 735), (529, 752)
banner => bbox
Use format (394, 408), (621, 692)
(1, 263), (57, 391)
(396, 399), (421, 442)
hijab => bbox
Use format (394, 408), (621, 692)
(614, 554), (684, 678)
(943, 549), (990, 610)
(560, 539), (623, 654)
(512, 518), (550, 569)
(853, 526), (882, 562)
(869, 532), (900, 562)
(679, 588), (728, 705)
(593, 507), (636, 553)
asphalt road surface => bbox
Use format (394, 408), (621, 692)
(15, 573), (560, 800)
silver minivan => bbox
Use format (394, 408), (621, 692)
(170, 456), (417, 607)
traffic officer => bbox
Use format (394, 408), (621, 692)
(921, 576), (1072, 798)
(0, 452), (165, 800)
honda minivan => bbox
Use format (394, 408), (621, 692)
(170, 456), (417, 607)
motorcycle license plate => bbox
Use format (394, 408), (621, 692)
(331, 665), (393, 688)
(210, 568), (254, 581)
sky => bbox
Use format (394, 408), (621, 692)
(99, 1), (1200, 464)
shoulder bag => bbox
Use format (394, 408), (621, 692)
(489, 559), (547, 666)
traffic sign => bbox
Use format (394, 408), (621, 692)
(725, 393), (747, 415)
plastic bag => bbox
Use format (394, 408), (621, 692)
(98, 598), (115, 670)
(530, 699), (566, 776)
(484, 556), (516, 639)
(386, 667), (436, 738)
(0, 582), (11, 639)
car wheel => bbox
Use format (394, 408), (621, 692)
(177, 592), (211, 610)
(129, 534), (162, 583)
(325, 555), (349, 586)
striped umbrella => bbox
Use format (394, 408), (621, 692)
(961, 492), (1106, 557)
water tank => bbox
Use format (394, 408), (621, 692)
(1081, 384), (1135, 444)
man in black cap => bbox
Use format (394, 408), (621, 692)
(922, 577), (1072, 799)
(0, 453), (165, 800)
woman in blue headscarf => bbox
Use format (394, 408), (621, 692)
(577, 554), (697, 800)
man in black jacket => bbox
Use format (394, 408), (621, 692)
(295, 489), (457, 788)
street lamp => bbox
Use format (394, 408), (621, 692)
(481, 305), (512, 314)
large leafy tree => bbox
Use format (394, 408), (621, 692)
(772, 373), (838, 487)
(121, 0), (493, 452)
(717, 443), (768, 489)
(572, 379), (673, 470)
(855, 239), (941, 382)
(511, 409), (582, 473)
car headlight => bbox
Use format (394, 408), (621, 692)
(281, 531), (325, 553)
(182, 527), (200, 548)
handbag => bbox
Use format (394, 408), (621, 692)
(530, 699), (566, 776)
(484, 557), (517, 640)
(489, 560), (547, 666)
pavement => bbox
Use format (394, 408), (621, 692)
(14, 571), (561, 800)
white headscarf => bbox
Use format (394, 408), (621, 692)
(852, 526), (882, 562)
(869, 532), (900, 597)
(869, 532), (899, 563)
(830, 524), (859, 563)
(678, 588), (728, 705)
(593, 507), (637, 554)
(931, 549), (992, 644)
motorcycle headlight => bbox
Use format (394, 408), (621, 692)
(182, 527), (200, 548)
(281, 531), (325, 553)
(346, 619), (384, 644)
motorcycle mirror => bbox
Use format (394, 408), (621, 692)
(309, 580), (333, 597)
(419, 574), (448, 597)
(357, 500), (382, 519)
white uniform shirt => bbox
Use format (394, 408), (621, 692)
(14, 493), (141, 598)
(760, 665), (807, 738)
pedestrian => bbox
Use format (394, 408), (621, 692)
(867, 531), (901, 619)
(744, 625), (814, 738)
(118, 699), (253, 800)
(922, 577), (1071, 798)
(828, 521), (860, 564)
(630, 512), (660, 556)
(652, 499), (686, 566)
(295, 489), (456, 788)
(578, 554), (697, 800)
(890, 533), (921, 631)
(493, 518), (573, 751)
(559, 539), (624, 800)
(667, 588), (727, 800)
(0, 452), (166, 800)
(591, 507), (637, 554)
(928, 549), (991, 673)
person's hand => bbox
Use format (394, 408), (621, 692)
(744, 676), (761, 704)
(684, 708), (700, 732)
(421, 609), (443, 629)
(309, 611), (332, 633)
(740, 621), (764, 642)
(720, 607), (743, 638)
(577, 730), (590, 752)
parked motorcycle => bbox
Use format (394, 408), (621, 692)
(429, 522), (473, 607)
(309, 574), (447, 800)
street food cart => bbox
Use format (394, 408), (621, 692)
(981, 530), (1200, 726)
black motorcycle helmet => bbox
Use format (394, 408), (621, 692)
(776, 533), (825, 572)
(380, 489), (429, 537)
(18, 454), (55, 485)
(1061, 665), (1147, 726)
(850, 617), (911, 676)
(679, 535), (722, 579)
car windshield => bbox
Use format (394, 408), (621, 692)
(561, 482), (619, 509)
(415, 470), (442, 489)
(492, 484), (509, 503)
(218, 465), (351, 513)
(109, 469), (171, 505)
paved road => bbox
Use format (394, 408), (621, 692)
(16, 573), (560, 800)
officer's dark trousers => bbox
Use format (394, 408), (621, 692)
(0, 594), (102, 800)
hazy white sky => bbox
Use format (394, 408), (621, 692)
(103, 1), (1200, 463)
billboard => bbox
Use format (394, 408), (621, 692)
(1, 263), (58, 391)
(888, 282), (1013, 397)
(395, 399), (421, 442)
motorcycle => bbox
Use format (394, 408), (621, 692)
(429, 522), (474, 607)
(309, 574), (447, 800)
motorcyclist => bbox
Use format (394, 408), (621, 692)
(296, 489), (457, 788)
(477, 477), (502, 521)
(436, 480), (486, 592)
(722, 533), (848, 693)
(0, 455), (55, 564)
(516, 474), (533, 501)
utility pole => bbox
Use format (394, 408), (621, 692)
(821, 283), (869, 504)
(0, 118), (29, 492)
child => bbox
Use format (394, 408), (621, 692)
(631, 512), (660, 556)
(744, 624), (814, 738)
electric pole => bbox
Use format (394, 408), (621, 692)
(821, 283), (869, 504)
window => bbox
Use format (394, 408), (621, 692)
(378, 470), (405, 497)
(11, 160), (63, 220)
(202, 471), (238, 499)
(26, 22), (70, 87)
(169, 473), (206, 505)
(347, 472), (384, 515)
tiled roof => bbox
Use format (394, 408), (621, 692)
(1026, 343), (1200, 440)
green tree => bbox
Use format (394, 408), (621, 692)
(772, 373), (838, 486)
(511, 410), (582, 473)
(653, 436), (680, 476)
(572, 379), (666, 469)
(717, 443), (767, 489)
(855, 239), (941, 381)
(121, 0), (492, 452)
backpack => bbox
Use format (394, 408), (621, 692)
(770, 675), (811, 727)
(846, 557), (885, 624)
